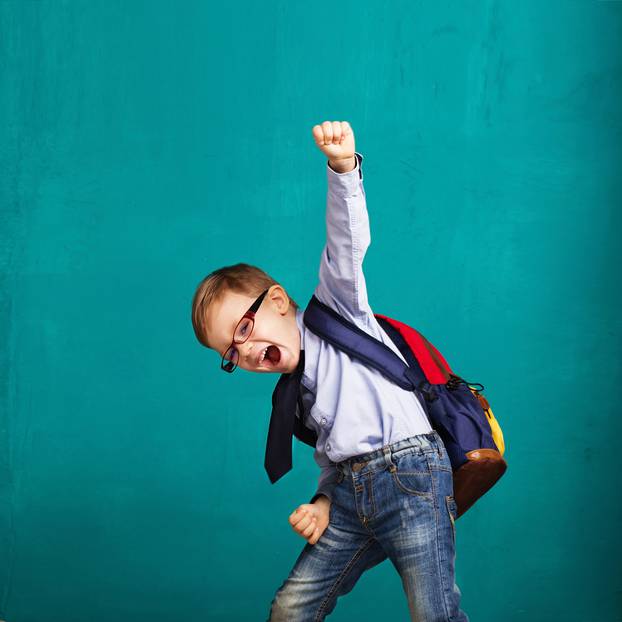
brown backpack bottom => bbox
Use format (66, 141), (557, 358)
(453, 449), (507, 518)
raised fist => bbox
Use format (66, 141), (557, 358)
(311, 120), (355, 162)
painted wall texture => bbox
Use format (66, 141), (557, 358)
(1, 1), (620, 621)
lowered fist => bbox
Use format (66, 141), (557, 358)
(311, 121), (355, 166)
(288, 497), (331, 546)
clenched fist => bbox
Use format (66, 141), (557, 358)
(311, 121), (356, 173)
(288, 496), (331, 546)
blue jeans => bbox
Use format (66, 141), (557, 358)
(267, 430), (469, 621)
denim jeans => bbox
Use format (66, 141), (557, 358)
(267, 430), (469, 621)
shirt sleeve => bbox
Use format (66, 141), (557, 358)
(309, 462), (341, 504)
(299, 386), (341, 503)
(313, 151), (376, 327)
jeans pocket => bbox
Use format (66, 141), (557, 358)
(390, 452), (434, 498)
(445, 495), (457, 541)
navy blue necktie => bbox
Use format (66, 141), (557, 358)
(264, 349), (316, 483)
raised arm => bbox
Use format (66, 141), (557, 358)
(311, 122), (374, 325)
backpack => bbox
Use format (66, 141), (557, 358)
(301, 294), (507, 519)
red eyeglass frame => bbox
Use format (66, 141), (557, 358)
(220, 287), (270, 373)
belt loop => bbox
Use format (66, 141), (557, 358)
(382, 446), (396, 472)
(432, 433), (441, 457)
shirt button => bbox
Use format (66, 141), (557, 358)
(320, 417), (327, 426)
(326, 443), (331, 451)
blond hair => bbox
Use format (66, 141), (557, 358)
(191, 262), (299, 349)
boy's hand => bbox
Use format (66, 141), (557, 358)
(311, 121), (356, 171)
(288, 496), (331, 545)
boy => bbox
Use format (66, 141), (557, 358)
(191, 121), (469, 621)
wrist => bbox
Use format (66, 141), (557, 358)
(313, 494), (331, 506)
(328, 155), (356, 174)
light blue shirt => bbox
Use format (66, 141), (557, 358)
(295, 151), (433, 504)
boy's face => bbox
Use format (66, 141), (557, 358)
(205, 284), (301, 374)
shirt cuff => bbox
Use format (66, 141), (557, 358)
(326, 151), (364, 193)
(309, 486), (336, 505)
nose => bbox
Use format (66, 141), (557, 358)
(241, 342), (254, 363)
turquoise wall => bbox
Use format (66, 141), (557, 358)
(1, 1), (620, 620)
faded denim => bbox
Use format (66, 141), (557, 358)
(268, 430), (469, 621)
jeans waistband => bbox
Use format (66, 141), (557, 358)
(334, 430), (443, 477)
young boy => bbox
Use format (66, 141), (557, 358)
(191, 121), (469, 621)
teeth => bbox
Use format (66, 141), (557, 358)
(260, 347), (268, 364)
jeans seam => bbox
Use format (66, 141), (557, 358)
(432, 465), (454, 621)
(367, 471), (377, 519)
(315, 536), (377, 621)
(390, 457), (434, 498)
(446, 495), (456, 542)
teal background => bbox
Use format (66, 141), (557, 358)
(1, 1), (620, 620)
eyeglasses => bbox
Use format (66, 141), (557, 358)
(220, 288), (270, 373)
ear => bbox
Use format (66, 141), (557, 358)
(267, 284), (291, 315)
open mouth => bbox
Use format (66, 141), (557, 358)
(257, 345), (282, 367)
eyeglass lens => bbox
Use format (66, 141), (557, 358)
(223, 317), (254, 364)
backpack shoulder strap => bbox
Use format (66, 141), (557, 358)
(302, 294), (425, 391)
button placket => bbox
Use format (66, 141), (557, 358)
(310, 404), (333, 430)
